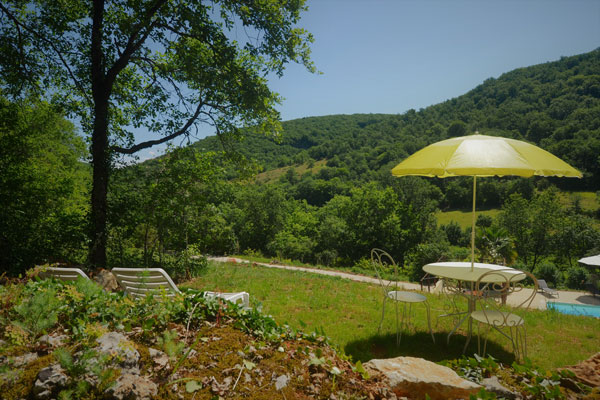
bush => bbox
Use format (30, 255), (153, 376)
(533, 262), (562, 287)
(565, 266), (589, 290)
(159, 247), (208, 282)
(442, 222), (467, 246)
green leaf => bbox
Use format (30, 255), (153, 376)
(185, 380), (202, 393)
(243, 360), (256, 371)
(309, 356), (326, 366)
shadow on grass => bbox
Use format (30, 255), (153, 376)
(344, 329), (517, 365)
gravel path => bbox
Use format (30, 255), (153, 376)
(208, 256), (600, 311)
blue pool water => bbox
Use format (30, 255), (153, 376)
(547, 302), (600, 318)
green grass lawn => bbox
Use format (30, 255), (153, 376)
(183, 261), (600, 371)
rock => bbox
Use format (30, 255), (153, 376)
(481, 376), (519, 399)
(561, 352), (600, 388)
(275, 374), (289, 390)
(105, 372), (158, 400)
(12, 352), (39, 367)
(148, 348), (169, 369)
(364, 357), (481, 400)
(33, 364), (69, 399)
(93, 269), (119, 292)
(95, 332), (140, 369)
(39, 334), (68, 349)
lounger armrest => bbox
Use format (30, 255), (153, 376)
(203, 291), (250, 308)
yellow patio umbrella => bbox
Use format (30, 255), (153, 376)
(391, 134), (582, 270)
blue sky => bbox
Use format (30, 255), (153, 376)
(137, 0), (600, 160)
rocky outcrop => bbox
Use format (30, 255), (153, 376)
(39, 334), (68, 349)
(364, 356), (481, 400)
(94, 332), (140, 369)
(562, 352), (600, 388)
(93, 269), (119, 292)
(481, 376), (519, 399)
(105, 372), (158, 400)
(33, 364), (69, 399)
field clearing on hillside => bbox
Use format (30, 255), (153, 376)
(184, 261), (600, 371)
(436, 209), (501, 229)
(255, 159), (327, 183)
(558, 191), (599, 211)
(437, 191), (599, 229)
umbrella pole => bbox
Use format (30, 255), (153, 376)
(471, 176), (476, 271)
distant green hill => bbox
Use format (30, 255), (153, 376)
(189, 49), (599, 198)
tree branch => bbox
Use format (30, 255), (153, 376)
(112, 100), (204, 155)
(0, 2), (90, 104)
(105, 0), (167, 87)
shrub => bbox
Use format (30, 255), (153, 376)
(565, 266), (589, 290)
(442, 222), (467, 246)
(533, 262), (562, 286)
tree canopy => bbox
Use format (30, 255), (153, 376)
(0, 0), (315, 268)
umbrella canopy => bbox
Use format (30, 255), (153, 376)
(391, 134), (582, 178)
(578, 254), (600, 268)
(391, 134), (582, 270)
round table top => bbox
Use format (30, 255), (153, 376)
(423, 261), (526, 283)
(387, 290), (427, 303)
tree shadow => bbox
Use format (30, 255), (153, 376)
(344, 329), (516, 365)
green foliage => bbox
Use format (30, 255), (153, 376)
(157, 330), (185, 361)
(0, 97), (89, 274)
(565, 266), (589, 290)
(0, 0), (316, 268)
(13, 284), (62, 338)
(511, 359), (567, 399)
(442, 354), (499, 383)
(534, 262), (563, 286)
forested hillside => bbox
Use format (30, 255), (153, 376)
(3, 50), (599, 290)
(103, 49), (600, 289)
(193, 48), (600, 206)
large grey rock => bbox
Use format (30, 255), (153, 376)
(105, 372), (158, 400)
(33, 364), (69, 399)
(481, 376), (519, 399)
(39, 334), (68, 349)
(95, 332), (140, 369)
(12, 352), (39, 367)
(148, 347), (169, 369)
(364, 356), (481, 400)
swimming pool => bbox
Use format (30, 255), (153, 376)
(547, 302), (600, 318)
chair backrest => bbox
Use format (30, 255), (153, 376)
(538, 279), (550, 289)
(111, 268), (180, 298)
(475, 268), (538, 321)
(39, 267), (89, 281)
(370, 248), (399, 294)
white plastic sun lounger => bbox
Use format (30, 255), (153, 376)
(39, 266), (90, 281)
(111, 267), (250, 307)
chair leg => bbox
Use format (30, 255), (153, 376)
(425, 301), (435, 343)
(378, 297), (387, 334)
(513, 325), (527, 362)
(395, 299), (401, 345)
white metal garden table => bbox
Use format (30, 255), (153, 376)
(423, 262), (526, 351)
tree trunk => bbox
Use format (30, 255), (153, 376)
(89, 0), (109, 270)
(89, 100), (110, 269)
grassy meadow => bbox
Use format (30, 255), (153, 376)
(436, 191), (599, 229)
(436, 209), (501, 229)
(184, 261), (600, 371)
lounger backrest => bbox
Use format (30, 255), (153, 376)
(538, 279), (555, 290)
(111, 268), (180, 298)
(39, 267), (89, 281)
